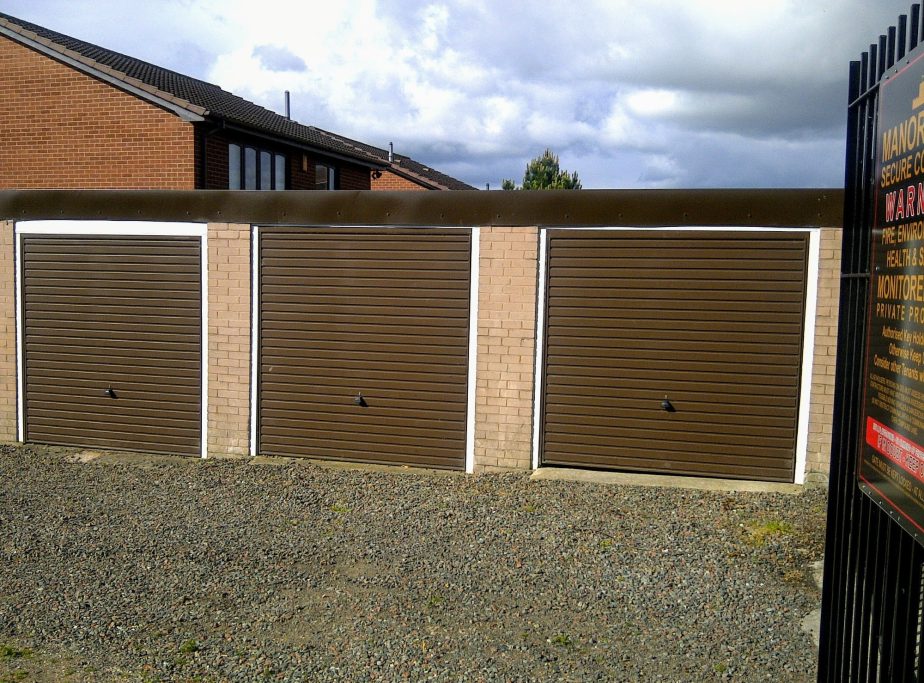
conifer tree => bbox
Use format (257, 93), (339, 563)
(502, 149), (582, 190)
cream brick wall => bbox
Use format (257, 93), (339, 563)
(0, 217), (843, 481)
(804, 227), (842, 481)
(0, 222), (16, 442)
(474, 227), (539, 472)
(207, 223), (251, 457)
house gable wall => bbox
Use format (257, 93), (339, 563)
(372, 170), (428, 191)
(0, 37), (196, 189)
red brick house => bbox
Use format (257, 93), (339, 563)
(0, 12), (474, 191)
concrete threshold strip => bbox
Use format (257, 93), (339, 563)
(530, 467), (804, 495)
(69, 448), (805, 494)
(65, 449), (461, 477)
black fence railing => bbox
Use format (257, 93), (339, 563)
(819, 5), (924, 681)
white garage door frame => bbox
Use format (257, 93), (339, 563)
(249, 225), (480, 473)
(531, 226), (821, 484)
(14, 220), (209, 458)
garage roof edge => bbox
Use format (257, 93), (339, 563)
(0, 188), (845, 228)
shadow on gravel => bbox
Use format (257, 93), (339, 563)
(0, 445), (826, 682)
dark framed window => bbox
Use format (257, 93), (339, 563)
(244, 147), (257, 189)
(275, 155), (286, 188)
(315, 163), (337, 190)
(229, 144), (241, 189)
(229, 143), (286, 190)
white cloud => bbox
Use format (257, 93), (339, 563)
(626, 90), (681, 118)
(1, 0), (916, 188)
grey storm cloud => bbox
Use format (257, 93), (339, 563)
(252, 44), (307, 73)
(366, 0), (911, 187)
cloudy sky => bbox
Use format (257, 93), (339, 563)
(1, 0), (915, 189)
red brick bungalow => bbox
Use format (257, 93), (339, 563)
(0, 11), (474, 192)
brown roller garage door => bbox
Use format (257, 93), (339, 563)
(540, 230), (809, 482)
(258, 228), (471, 469)
(21, 234), (202, 455)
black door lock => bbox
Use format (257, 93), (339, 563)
(354, 393), (367, 407)
(105, 386), (117, 399)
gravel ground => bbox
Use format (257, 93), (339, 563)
(0, 445), (826, 682)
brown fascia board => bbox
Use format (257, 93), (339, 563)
(0, 17), (208, 121)
(0, 188), (845, 228)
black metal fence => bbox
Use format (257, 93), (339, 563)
(819, 5), (924, 681)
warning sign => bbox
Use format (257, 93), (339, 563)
(861, 49), (924, 544)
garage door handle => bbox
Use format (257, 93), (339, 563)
(105, 386), (117, 399)
(660, 396), (675, 412)
(354, 393), (368, 407)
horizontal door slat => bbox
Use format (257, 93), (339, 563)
(28, 413), (200, 436)
(29, 350), (200, 372)
(546, 365), (799, 386)
(548, 258), (806, 271)
(27, 362), (200, 381)
(548, 266), (804, 283)
(541, 450), (791, 482)
(26, 426), (199, 453)
(547, 418), (796, 456)
(543, 431), (791, 460)
(544, 394), (798, 418)
(261, 388), (465, 415)
(25, 300), (199, 313)
(548, 245), (807, 260)
(261, 305), (469, 319)
(260, 377), (464, 397)
(550, 289), (806, 304)
(261, 412), (465, 436)
(261, 322), (464, 338)
(262, 347), (467, 368)
(261, 275), (469, 289)
(27, 382), (201, 400)
(27, 397), (201, 419)
(548, 350), (801, 371)
(549, 298), (802, 324)
(552, 315), (801, 342)
(257, 442), (462, 470)
(261, 429), (463, 458)
(546, 406), (797, 432)
(547, 360), (799, 379)
(261, 334), (469, 352)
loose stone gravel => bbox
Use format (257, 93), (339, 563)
(0, 445), (826, 682)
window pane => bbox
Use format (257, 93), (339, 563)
(244, 147), (257, 190)
(260, 151), (271, 190)
(314, 163), (329, 190)
(274, 155), (286, 190)
(328, 165), (336, 190)
(228, 144), (241, 189)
